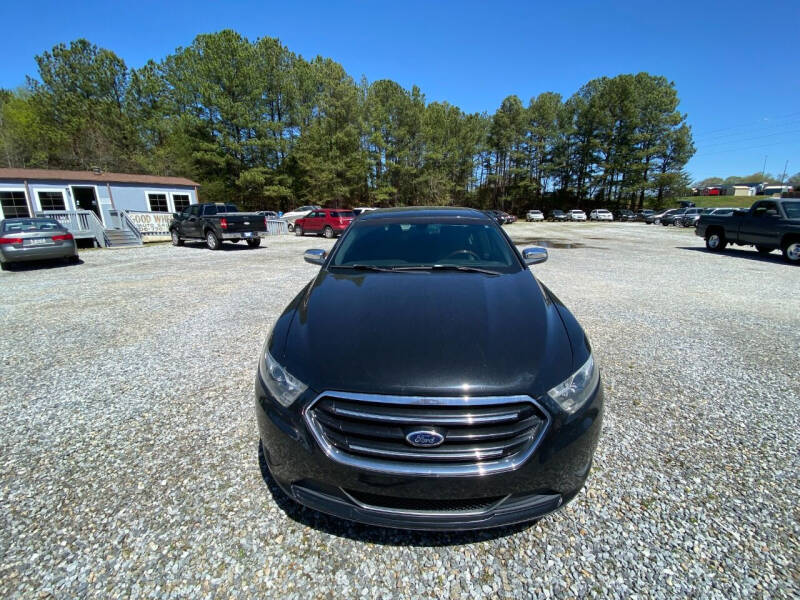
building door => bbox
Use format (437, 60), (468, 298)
(72, 186), (101, 221)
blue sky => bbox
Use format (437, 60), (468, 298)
(2, 0), (798, 181)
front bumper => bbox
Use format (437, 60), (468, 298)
(255, 374), (603, 530)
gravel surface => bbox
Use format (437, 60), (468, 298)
(1, 223), (798, 598)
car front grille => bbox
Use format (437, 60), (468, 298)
(303, 392), (550, 477)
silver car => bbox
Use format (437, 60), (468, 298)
(0, 218), (79, 271)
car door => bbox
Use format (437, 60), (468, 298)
(182, 204), (202, 237)
(303, 211), (321, 233)
(739, 200), (781, 246)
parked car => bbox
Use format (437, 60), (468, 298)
(255, 207), (604, 530)
(503, 212), (517, 224)
(696, 198), (800, 263)
(484, 210), (507, 225)
(257, 210), (279, 219)
(676, 207), (708, 228)
(614, 209), (636, 222)
(646, 209), (676, 225)
(282, 205), (321, 231)
(0, 217), (79, 270)
(589, 209), (613, 221)
(636, 210), (655, 222)
(526, 210), (544, 222)
(169, 202), (267, 250)
(661, 208), (688, 226)
(567, 209), (587, 222)
(294, 208), (355, 238)
(548, 210), (567, 222)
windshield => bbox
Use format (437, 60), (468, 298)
(329, 220), (521, 273)
(783, 201), (800, 218)
(2, 218), (64, 232)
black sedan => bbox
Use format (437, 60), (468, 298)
(548, 209), (568, 221)
(255, 207), (604, 530)
(614, 209), (636, 222)
(0, 218), (79, 270)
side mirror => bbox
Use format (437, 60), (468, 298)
(304, 249), (327, 265)
(522, 246), (548, 266)
(172, 212), (180, 219)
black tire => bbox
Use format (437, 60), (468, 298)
(171, 230), (184, 246)
(247, 238), (261, 248)
(295, 225), (303, 236)
(705, 230), (726, 252)
(67, 254), (80, 264)
(782, 240), (800, 264)
(755, 246), (772, 255)
(205, 230), (221, 250)
(287, 223), (294, 232)
(323, 226), (335, 239)
(1, 262), (11, 271)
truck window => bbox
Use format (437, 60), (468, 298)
(752, 201), (778, 217)
(204, 205), (217, 216)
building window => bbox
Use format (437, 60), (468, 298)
(0, 191), (30, 218)
(173, 194), (190, 212)
(147, 193), (169, 212)
(37, 191), (66, 211)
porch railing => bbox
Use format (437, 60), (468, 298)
(36, 210), (109, 247)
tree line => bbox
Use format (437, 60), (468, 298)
(695, 172), (800, 188)
(0, 31), (696, 213)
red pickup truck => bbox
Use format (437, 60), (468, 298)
(294, 209), (355, 238)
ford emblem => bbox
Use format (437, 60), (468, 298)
(406, 430), (444, 448)
(244, 221), (250, 225)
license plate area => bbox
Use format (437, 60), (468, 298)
(26, 238), (52, 246)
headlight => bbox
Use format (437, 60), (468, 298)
(259, 350), (308, 407)
(547, 355), (600, 414)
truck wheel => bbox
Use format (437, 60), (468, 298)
(705, 231), (726, 252)
(782, 240), (800, 264)
(171, 230), (184, 246)
(206, 230), (221, 250)
(324, 226), (334, 239)
(247, 238), (261, 248)
(1, 262), (11, 271)
(295, 225), (304, 236)
(756, 246), (772, 255)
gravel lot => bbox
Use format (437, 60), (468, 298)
(1, 223), (798, 598)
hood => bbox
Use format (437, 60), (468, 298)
(278, 269), (573, 397)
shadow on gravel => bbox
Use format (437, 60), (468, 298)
(257, 442), (534, 546)
(181, 241), (264, 251)
(678, 246), (790, 266)
(2, 257), (84, 272)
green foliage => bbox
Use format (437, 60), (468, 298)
(2, 33), (696, 213)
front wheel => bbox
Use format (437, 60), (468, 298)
(705, 231), (726, 252)
(295, 225), (304, 236)
(782, 240), (800, 264)
(171, 230), (184, 246)
(206, 230), (221, 250)
(323, 226), (334, 239)
(247, 238), (261, 248)
(287, 223), (294, 232)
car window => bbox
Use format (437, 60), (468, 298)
(330, 221), (521, 272)
(2, 218), (63, 232)
(752, 201), (778, 216)
(203, 205), (217, 216)
(782, 201), (800, 219)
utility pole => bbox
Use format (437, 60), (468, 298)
(779, 160), (788, 184)
(761, 155), (768, 181)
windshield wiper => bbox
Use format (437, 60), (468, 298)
(391, 264), (502, 276)
(333, 264), (398, 272)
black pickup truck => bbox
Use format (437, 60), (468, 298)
(696, 198), (800, 264)
(169, 203), (267, 250)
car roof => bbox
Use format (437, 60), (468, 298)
(358, 206), (491, 222)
